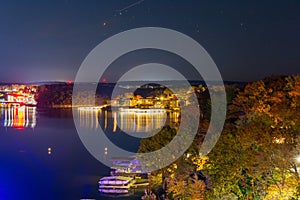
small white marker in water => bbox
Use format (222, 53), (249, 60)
(48, 147), (52, 155)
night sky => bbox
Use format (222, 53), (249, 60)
(0, 0), (299, 83)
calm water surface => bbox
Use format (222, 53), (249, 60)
(0, 106), (179, 200)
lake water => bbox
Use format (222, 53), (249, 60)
(0, 106), (179, 200)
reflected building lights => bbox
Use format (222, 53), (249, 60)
(95, 110), (99, 129)
(77, 107), (180, 132)
(1, 105), (36, 129)
(104, 110), (107, 130)
(117, 108), (168, 133)
(113, 112), (117, 132)
(78, 109), (100, 130)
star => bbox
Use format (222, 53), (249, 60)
(218, 10), (224, 16)
(240, 22), (247, 31)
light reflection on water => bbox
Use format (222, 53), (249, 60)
(0, 107), (180, 199)
(0, 105), (36, 129)
(78, 108), (180, 133)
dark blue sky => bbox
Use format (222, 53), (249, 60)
(0, 0), (299, 82)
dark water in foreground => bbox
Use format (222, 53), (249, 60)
(0, 107), (153, 200)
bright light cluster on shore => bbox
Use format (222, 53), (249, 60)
(78, 105), (108, 111)
(118, 108), (166, 114)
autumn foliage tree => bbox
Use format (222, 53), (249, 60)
(205, 75), (300, 199)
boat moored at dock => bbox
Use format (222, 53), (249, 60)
(98, 176), (135, 194)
